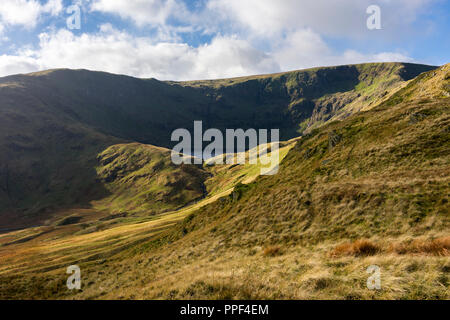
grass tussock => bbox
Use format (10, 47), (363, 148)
(262, 245), (283, 257)
(330, 239), (381, 257)
(391, 237), (450, 256)
(331, 237), (450, 258)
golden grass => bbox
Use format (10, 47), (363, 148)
(0, 66), (448, 299)
(61, 240), (449, 300)
(331, 237), (450, 258)
(391, 237), (450, 256)
(330, 239), (381, 257)
(262, 245), (283, 257)
(204, 141), (295, 196)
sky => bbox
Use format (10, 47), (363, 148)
(0, 0), (448, 80)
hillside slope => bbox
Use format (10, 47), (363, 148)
(184, 64), (449, 244)
(0, 63), (436, 223)
(115, 64), (448, 299)
(94, 143), (209, 214)
(0, 65), (448, 300)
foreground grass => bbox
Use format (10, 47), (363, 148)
(1, 236), (447, 300)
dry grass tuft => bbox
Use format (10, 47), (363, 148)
(303, 277), (339, 291)
(391, 237), (450, 256)
(330, 239), (381, 257)
(262, 245), (283, 257)
(331, 237), (450, 258)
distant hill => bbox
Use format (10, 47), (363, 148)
(95, 143), (209, 214)
(0, 62), (437, 226)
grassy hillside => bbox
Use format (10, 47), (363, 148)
(94, 143), (209, 214)
(0, 65), (448, 300)
(203, 138), (298, 196)
(186, 64), (449, 243)
(0, 63), (436, 224)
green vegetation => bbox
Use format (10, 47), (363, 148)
(0, 62), (435, 223)
(94, 143), (209, 214)
(0, 63), (448, 300)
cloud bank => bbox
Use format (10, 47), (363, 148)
(0, 0), (433, 80)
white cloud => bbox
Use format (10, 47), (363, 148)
(43, 0), (63, 16)
(0, 0), (42, 28)
(341, 50), (413, 65)
(0, 25), (413, 80)
(193, 36), (279, 79)
(272, 29), (332, 71)
(91, 0), (190, 27)
(0, 0), (63, 29)
(0, 54), (39, 76)
(272, 29), (412, 72)
(0, 1), (422, 80)
(0, 26), (279, 80)
(207, 0), (434, 39)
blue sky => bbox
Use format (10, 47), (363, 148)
(0, 0), (448, 80)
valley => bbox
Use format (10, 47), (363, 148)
(0, 62), (448, 299)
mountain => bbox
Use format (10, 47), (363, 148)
(0, 63), (447, 300)
(181, 63), (450, 243)
(0, 63), (436, 226)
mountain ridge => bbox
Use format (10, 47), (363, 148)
(0, 62), (439, 227)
